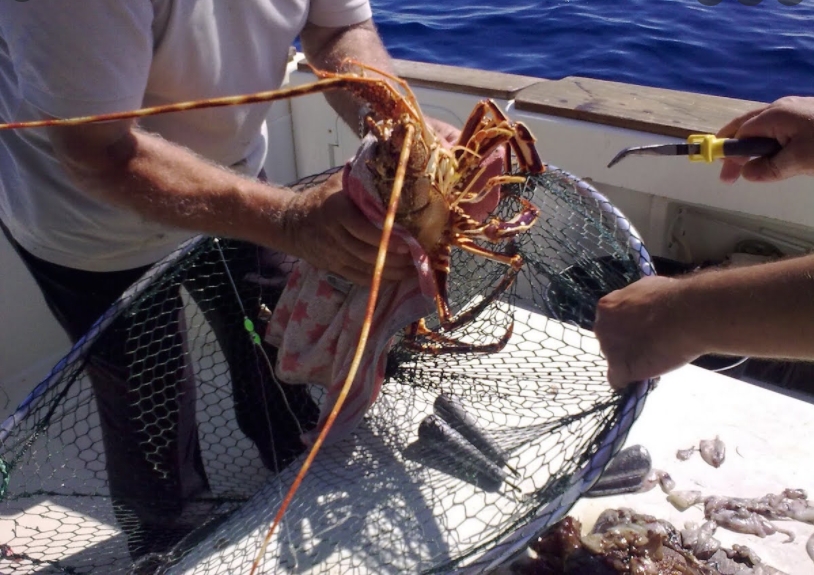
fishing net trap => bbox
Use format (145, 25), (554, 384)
(0, 163), (655, 574)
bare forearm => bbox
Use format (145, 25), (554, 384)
(301, 19), (395, 132)
(59, 127), (297, 252)
(677, 254), (814, 359)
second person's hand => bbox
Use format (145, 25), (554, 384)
(717, 96), (814, 184)
(593, 276), (704, 390)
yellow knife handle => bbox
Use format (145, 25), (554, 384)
(687, 134), (782, 163)
(686, 134), (723, 163)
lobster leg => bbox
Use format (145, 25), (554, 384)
(454, 100), (492, 161)
(453, 237), (525, 268)
(448, 102), (544, 229)
(400, 240), (522, 355)
(459, 198), (540, 241)
(402, 194), (539, 354)
(508, 121), (545, 174)
(464, 100), (544, 176)
(451, 132), (521, 206)
(455, 173), (527, 209)
(428, 236), (522, 319)
(401, 317), (514, 355)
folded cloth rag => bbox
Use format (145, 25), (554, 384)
(264, 134), (437, 447)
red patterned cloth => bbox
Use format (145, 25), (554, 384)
(264, 135), (437, 447)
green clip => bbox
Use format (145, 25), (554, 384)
(0, 456), (8, 499)
(243, 317), (261, 346)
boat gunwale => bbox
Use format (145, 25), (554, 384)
(297, 58), (767, 139)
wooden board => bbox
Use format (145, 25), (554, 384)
(390, 59), (541, 100)
(296, 58), (540, 100)
(515, 76), (766, 138)
(295, 56), (771, 139)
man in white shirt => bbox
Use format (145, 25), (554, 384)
(0, 0), (438, 559)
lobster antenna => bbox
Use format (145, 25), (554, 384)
(249, 123), (418, 575)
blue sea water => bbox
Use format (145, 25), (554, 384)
(370, 0), (814, 104)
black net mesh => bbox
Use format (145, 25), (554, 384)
(0, 165), (655, 574)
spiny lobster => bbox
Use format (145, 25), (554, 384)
(0, 59), (545, 573)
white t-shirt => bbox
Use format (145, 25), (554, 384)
(0, 0), (372, 271)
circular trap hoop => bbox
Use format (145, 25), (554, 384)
(0, 165), (655, 575)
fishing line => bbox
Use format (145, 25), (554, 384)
(213, 236), (305, 567)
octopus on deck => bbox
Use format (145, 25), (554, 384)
(498, 508), (787, 575)
(666, 488), (814, 543)
(676, 436), (726, 468)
